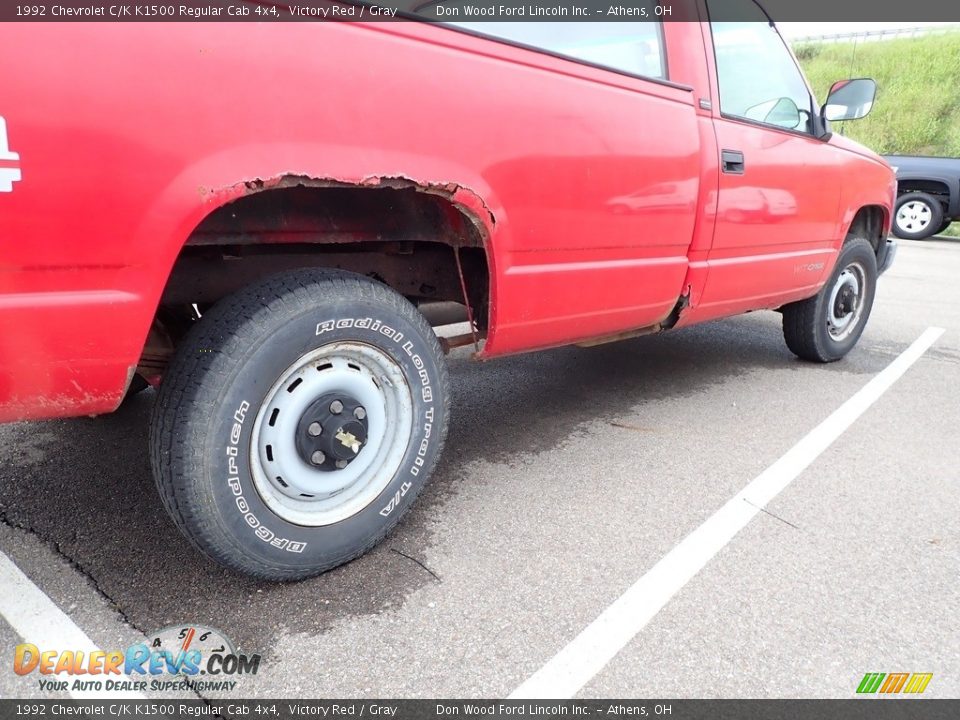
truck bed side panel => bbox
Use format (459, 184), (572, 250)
(0, 22), (700, 420)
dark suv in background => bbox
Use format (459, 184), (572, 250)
(885, 155), (960, 239)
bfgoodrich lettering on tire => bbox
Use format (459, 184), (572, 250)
(782, 237), (877, 363)
(149, 269), (450, 581)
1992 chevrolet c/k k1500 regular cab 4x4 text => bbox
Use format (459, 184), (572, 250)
(0, 1), (897, 579)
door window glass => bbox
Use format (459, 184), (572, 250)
(708, 0), (814, 132)
(415, 3), (666, 80)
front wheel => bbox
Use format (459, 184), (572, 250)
(782, 238), (877, 363)
(892, 193), (944, 240)
(150, 269), (450, 580)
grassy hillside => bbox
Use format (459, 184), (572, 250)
(794, 32), (960, 157)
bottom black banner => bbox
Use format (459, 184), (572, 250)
(0, 700), (957, 720)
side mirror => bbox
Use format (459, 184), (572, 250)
(822, 78), (877, 122)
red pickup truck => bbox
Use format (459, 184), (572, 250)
(0, 3), (897, 579)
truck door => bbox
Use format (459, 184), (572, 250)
(404, 10), (703, 354)
(696, 0), (847, 319)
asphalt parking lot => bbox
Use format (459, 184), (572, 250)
(1, 237), (958, 700)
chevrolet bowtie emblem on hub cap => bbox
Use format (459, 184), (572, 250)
(335, 429), (362, 454)
(0, 117), (21, 193)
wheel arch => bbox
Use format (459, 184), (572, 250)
(845, 204), (889, 256)
(133, 159), (501, 385)
(895, 174), (959, 218)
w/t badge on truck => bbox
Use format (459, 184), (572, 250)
(0, 116), (21, 192)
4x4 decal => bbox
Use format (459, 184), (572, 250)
(0, 116), (21, 192)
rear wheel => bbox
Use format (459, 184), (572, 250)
(893, 193), (943, 240)
(782, 238), (877, 363)
(150, 269), (450, 580)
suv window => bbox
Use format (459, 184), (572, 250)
(414, 3), (666, 81)
(708, 0), (814, 133)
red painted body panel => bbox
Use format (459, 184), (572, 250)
(0, 16), (894, 423)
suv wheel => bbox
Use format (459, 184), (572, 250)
(893, 192), (944, 240)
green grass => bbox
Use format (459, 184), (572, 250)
(794, 33), (960, 157)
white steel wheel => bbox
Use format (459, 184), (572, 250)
(826, 262), (867, 343)
(250, 342), (414, 527)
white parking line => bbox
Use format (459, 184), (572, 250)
(0, 550), (146, 700)
(510, 326), (946, 699)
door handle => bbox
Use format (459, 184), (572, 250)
(721, 149), (745, 174)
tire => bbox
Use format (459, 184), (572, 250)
(150, 269), (450, 581)
(936, 219), (951, 236)
(782, 238), (877, 363)
(892, 193), (944, 240)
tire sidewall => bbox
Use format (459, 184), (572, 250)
(200, 293), (444, 574)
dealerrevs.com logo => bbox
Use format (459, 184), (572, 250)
(14, 624), (260, 694)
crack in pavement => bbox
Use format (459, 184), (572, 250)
(0, 507), (147, 634)
(742, 498), (802, 531)
(0, 508), (218, 709)
(390, 547), (442, 582)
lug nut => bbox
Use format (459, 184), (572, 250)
(330, 400), (344, 414)
(335, 459), (348, 469)
(310, 451), (326, 466)
(354, 406), (366, 420)
(307, 422), (322, 437)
